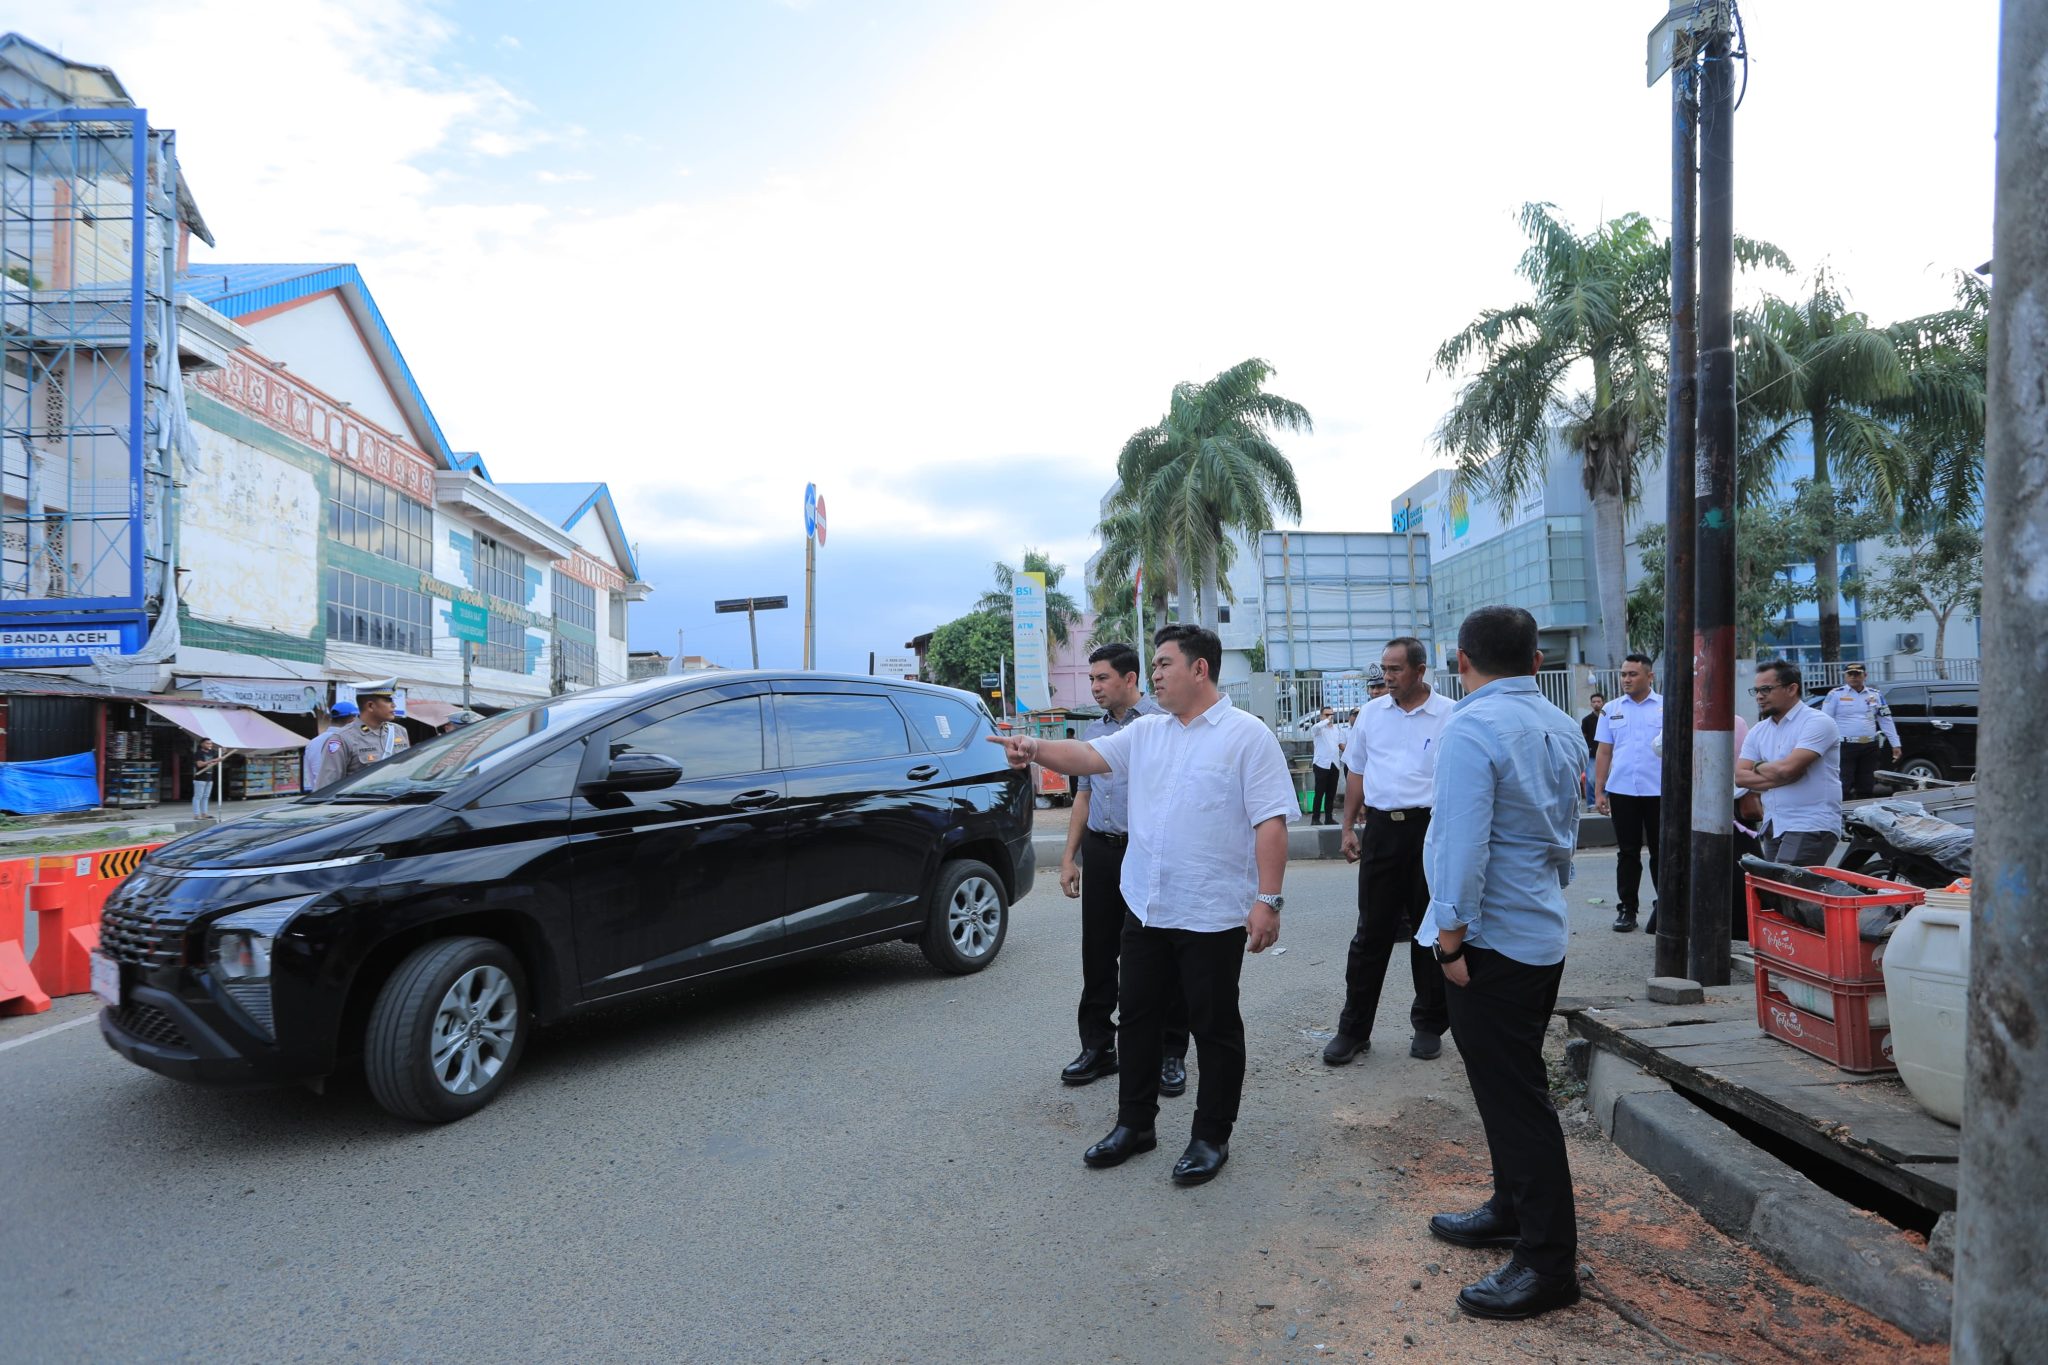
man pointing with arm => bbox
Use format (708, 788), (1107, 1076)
(990, 623), (1296, 1186)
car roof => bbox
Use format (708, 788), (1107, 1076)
(559, 670), (977, 727)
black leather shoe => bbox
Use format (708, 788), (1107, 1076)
(1083, 1125), (1156, 1168)
(1159, 1055), (1188, 1097)
(1429, 1204), (1520, 1248)
(1455, 1261), (1582, 1320)
(1171, 1139), (1229, 1185)
(1611, 909), (1638, 933)
(1321, 1033), (1368, 1065)
(1409, 1031), (1442, 1060)
(1062, 1046), (1118, 1086)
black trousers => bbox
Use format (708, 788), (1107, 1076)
(1445, 945), (1576, 1277)
(1607, 792), (1661, 915)
(1117, 915), (1247, 1145)
(1338, 809), (1448, 1041)
(1310, 763), (1340, 824)
(1840, 740), (1883, 800)
(1079, 832), (1188, 1055)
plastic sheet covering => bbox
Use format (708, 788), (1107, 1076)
(0, 751), (102, 815)
(1845, 800), (1974, 876)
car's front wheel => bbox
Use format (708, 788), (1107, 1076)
(1899, 752), (1948, 782)
(365, 937), (529, 1122)
(919, 859), (1008, 975)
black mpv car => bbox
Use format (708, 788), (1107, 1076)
(97, 673), (1034, 1121)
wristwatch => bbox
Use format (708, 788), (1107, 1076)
(1432, 940), (1466, 964)
(1255, 893), (1285, 914)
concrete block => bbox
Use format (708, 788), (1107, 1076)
(1750, 1191), (1952, 1343)
(1578, 813), (1615, 848)
(1586, 1046), (1671, 1132)
(1611, 1088), (1811, 1237)
(1564, 1036), (1592, 1081)
(1646, 976), (1705, 1005)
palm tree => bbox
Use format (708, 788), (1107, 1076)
(1736, 267), (1916, 663)
(1435, 202), (1789, 667)
(1879, 271), (1988, 530)
(1110, 358), (1308, 630)
(975, 548), (1082, 650)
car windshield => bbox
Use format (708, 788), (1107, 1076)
(330, 692), (620, 797)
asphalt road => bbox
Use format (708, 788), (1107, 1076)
(1, 853), (1933, 1364)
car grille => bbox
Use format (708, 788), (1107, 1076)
(98, 903), (187, 969)
(114, 1001), (189, 1050)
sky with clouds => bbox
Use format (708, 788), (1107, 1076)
(27, 0), (2000, 671)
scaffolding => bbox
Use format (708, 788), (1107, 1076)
(0, 104), (179, 636)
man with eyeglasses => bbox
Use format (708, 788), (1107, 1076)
(1736, 660), (1844, 865)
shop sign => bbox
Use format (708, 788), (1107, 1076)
(199, 679), (324, 713)
(0, 614), (146, 667)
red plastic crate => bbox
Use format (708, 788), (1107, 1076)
(1755, 958), (1895, 1073)
(1746, 865), (1924, 984)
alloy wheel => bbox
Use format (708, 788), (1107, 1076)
(429, 965), (519, 1096)
(947, 876), (1003, 959)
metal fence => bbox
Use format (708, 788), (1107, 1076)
(1903, 657), (1980, 681)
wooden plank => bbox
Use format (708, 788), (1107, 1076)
(1662, 1038), (1826, 1068)
(1625, 1019), (1768, 1048)
(1575, 1000), (1755, 1034)
(1898, 1161), (1962, 1195)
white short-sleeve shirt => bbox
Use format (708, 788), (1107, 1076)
(1085, 694), (1298, 932)
(1741, 705), (1843, 835)
(1593, 691), (1663, 797)
(1343, 690), (1456, 810)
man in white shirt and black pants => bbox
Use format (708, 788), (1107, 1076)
(1738, 659), (1844, 865)
(1325, 637), (1456, 1065)
(1302, 706), (1345, 826)
(1820, 664), (1901, 800)
(1593, 654), (1663, 934)
(991, 624), (1296, 1186)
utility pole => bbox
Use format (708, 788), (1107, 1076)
(1689, 20), (1736, 987)
(803, 531), (816, 670)
(1954, 5), (2048, 1356)
(1657, 34), (1701, 980)
(461, 642), (473, 714)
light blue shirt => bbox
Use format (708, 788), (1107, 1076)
(1416, 676), (1588, 967)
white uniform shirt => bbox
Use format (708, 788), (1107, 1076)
(1741, 705), (1843, 836)
(1344, 690), (1456, 810)
(1593, 691), (1664, 797)
(301, 732), (327, 792)
(1821, 684), (1901, 746)
(1085, 694), (1298, 933)
(1309, 718), (1344, 768)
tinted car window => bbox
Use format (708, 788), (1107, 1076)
(616, 698), (767, 779)
(777, 693), (910, 767)
(1886, 685), (1927, 713)
(1933, 688), (1977, 716)
(477, 740), (587, 807)
(896, 693), (983, 752)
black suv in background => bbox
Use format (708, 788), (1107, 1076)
(95, 673), (1033, 1121)
(1878, 681), (1979, 781)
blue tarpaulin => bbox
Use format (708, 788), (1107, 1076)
(0, 751), (101, 815)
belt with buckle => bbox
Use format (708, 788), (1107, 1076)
(1844, 737), (1878, 744)
(1365, 806), (1431, 822)
(1088, 829), (1128, 846)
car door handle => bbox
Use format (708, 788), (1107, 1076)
(1931, 719), (1954, 731)
(906, 765), (940, 782)
(729, 789), (781, 810)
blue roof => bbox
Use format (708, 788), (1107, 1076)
(178, 263), (483, 478)
(499, 481), (638, 580)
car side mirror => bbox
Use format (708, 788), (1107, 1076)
(587, 751), (682, 793)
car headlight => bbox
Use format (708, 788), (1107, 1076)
(207, 896), (319, 1036)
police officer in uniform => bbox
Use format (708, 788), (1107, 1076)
(1820, 664), (1901, 800)
(318, 680), (403, 789)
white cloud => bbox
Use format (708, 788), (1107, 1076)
(535, 169), (595, 184)
(25, 0), (1999, 585)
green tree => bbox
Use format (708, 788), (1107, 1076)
(1436, 203), (1789, 667)
(1628, 482), (1887, 658)
(1861, 525), (1983, 679)
(1733, 265), (1990, 665)
(924, 609), (1010, 693)
(1110, 358), (1307, 630)
(974, 548), (1082, 651)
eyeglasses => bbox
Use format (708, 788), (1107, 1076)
(1749, 683), (1795, 696)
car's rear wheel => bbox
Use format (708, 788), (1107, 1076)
(365, 937), (529, 1122)
(919, 859), (1008, 975)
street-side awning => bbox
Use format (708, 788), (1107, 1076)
(144, 703), (309, 752)
(406, 700), (459, 727)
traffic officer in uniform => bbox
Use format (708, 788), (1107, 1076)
(1820, 664), (1900, 800)
(318, 680), (404, 789)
